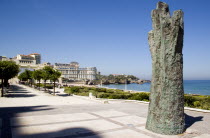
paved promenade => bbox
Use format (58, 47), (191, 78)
(0, 84), (210, 138)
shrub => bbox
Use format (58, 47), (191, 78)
(77, 92), (89, 96)
(70, 86), (80, 93)
(79, 88), (86, 93)
(84, 87), (90, 92)
(193, 101), (201, 107)
(89, 87), (96, 91)
(108, 94), (119, 99)
(92, 91), (98, 98)
(184, 95), (197, 107)
(184, 95), (210, 110)
(34, 83), (44, 87)
(106, 89), (115, 93)
(98, 93), (110, 98)
(115, 89), (124, 93)
(63, 86), (210, 110)
(64, 88), (73, 95)
(95, 88), (107, 92)
(108, 94), (130, 99)
(200, 97), (210, 110)
(129, 93), (150, 101)
(64, 86), (82, 95)
(201, 103), (210, 110)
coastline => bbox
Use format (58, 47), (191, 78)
(64, 82), (210, 96)
(100, 80), (210, 96)
(63, 84), (210, 110)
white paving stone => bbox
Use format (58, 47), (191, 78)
(0, 84), (96, 107)
(12, 119), (122, 138)
(194, 134), (210, 138)
(136, 126), (180, 138)
(83, 129), (152, 138)
(2, 84), (210, 137)
(92, 110), (128, 117)
(110, 115), (146, 126)
(11, 113), (98, 126)
(185, 128), (199, 134)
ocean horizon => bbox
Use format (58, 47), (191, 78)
(102, 80), (210, 96)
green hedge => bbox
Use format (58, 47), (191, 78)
(34, 83), (44, 87)
(184, 95), (210, 110)
(95, 88), (107, 92)
(128, 93), (150, 101)
(64, 86), (150, 101)
(64, 86), (210, 110)
(34, 83), (53, 89)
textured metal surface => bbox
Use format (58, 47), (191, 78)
(146, 2), (185, 135)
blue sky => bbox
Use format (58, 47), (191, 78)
(0, 0), (210, 80)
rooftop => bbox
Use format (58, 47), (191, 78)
(29, 53), (40, 55)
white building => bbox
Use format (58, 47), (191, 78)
(13, 53), (41, 65)
(29, 53), (41, 64)
(1, 53), (98, 82)
(14, 54), (36, 65)
(54, 62), (97, 81)
(0, 56), (10, 61)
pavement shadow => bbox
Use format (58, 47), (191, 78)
(16, 127), (102, 138)
(5, 85), (37, 98)
(0, 105), (101, 138)
(56, 93), (69, 97)
(6, 93), (36, 98)
(9, 85), (28, 91)
(185, 113), (203, 129)
(0, 105), (54, 138)
(0, 85), (101, 138)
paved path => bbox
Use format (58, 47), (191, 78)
(0, 84), (210, 138)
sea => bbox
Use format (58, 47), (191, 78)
(102, 80), (210, 96)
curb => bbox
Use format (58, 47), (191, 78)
(17, 85), (210, 113)
(184, 107), (210, 113)
(73, 95), (210, 113)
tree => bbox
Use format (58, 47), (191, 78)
(18, 72), (27, 81)
(18, 69), (33, 86)
(0, 61), (19, 97)
(32, 69), (43, 90)
(25, 70), (33, 86)
(42, 66), (54, 91)
(50, 69), (61, 95)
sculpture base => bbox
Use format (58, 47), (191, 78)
(146, 123), (185, 135)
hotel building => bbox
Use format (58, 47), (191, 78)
(1, 53), (97, 81)
(54, 62), (97, 81)
(13, 53), (41, 65)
